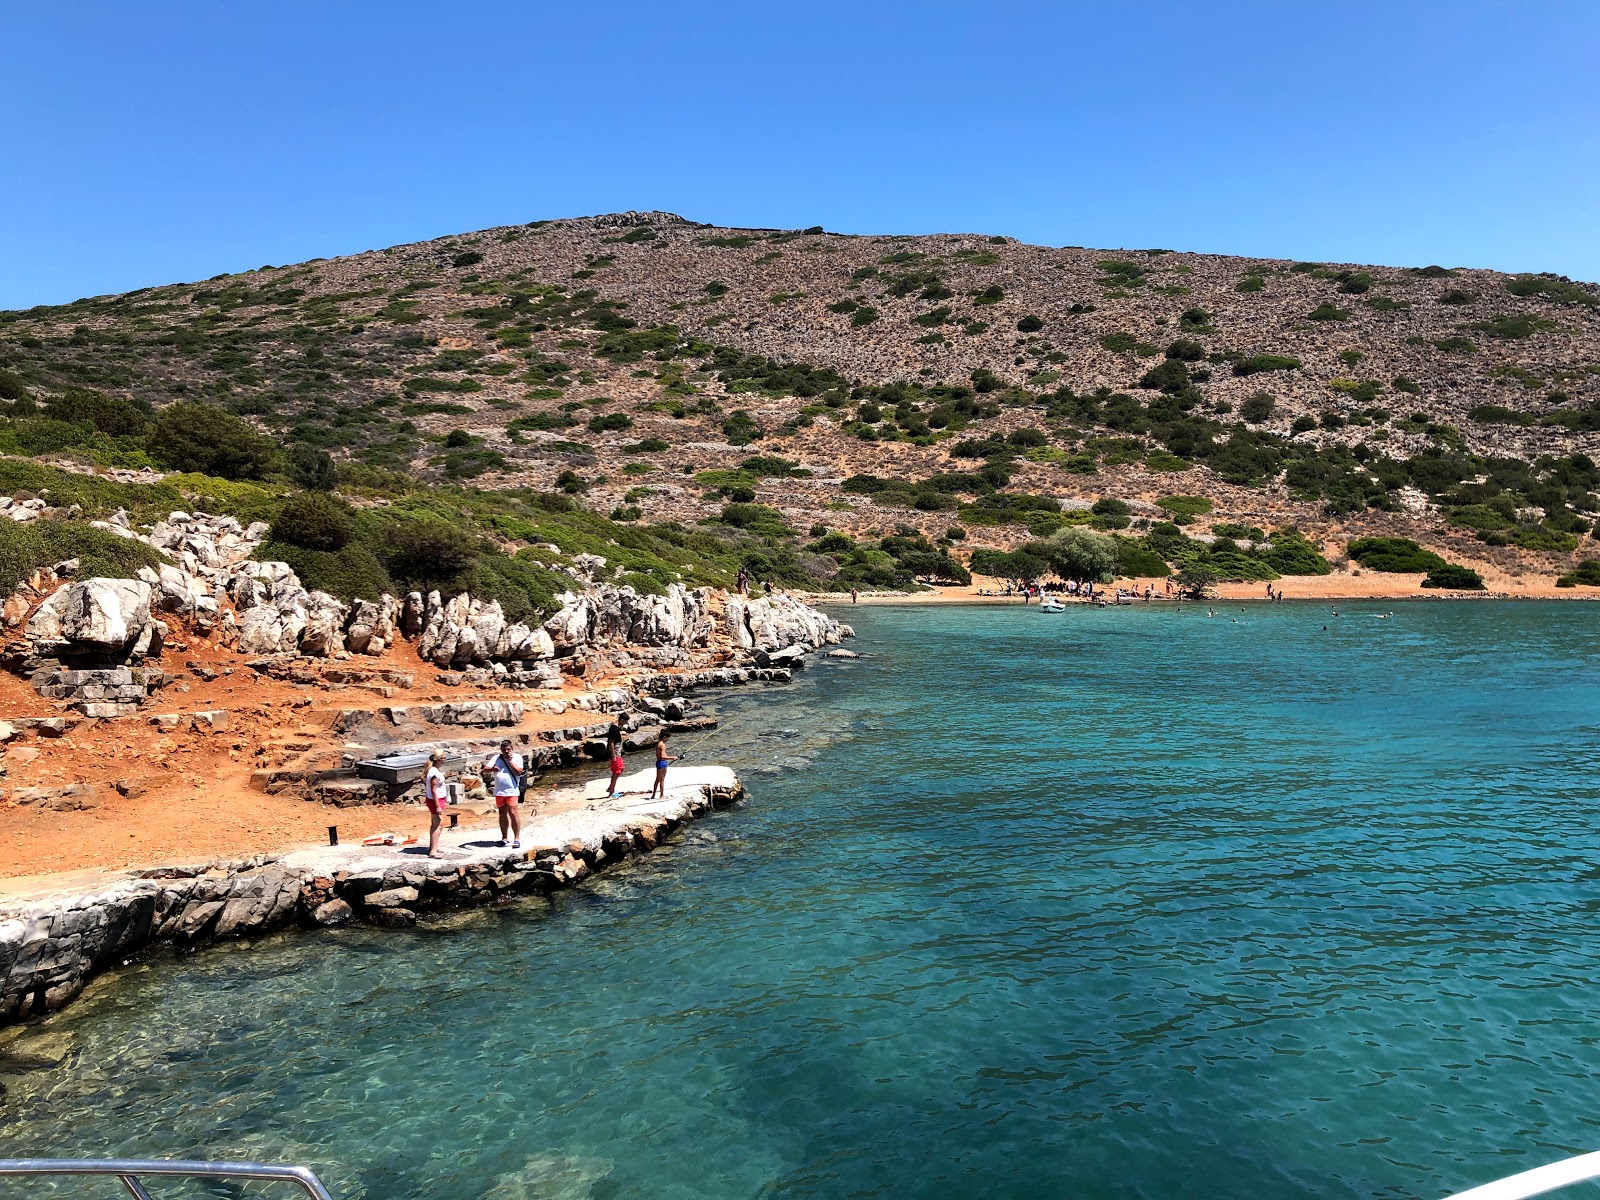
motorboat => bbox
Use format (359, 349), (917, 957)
(1039, 597), (1066, 612)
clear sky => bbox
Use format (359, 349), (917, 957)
(3, 1), (1597, 309)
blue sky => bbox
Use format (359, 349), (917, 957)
(3, 1), (1597, 309)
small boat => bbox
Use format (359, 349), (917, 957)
(1039, 597), (1066, 613)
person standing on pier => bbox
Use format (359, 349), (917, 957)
(649, 731), (680, 801)
(423, 749), (448, 859)
(605, 714), (627, 798)
(491, 739), (523, 849)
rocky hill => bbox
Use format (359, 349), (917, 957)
(2, 210), (1598, 592)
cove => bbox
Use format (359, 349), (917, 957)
(2, 600), (1599, 1200)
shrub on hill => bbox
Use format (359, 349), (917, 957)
(0, 520), (166, 595)
(1421, 564), (1485, 590)
(1240, 393), (1276, 423)
(1260, 529), (1331, 575)
(1556, 560), (1600, 587)
(1506, 275), (1598, 307)
(262, 541), (394, 603)
(1308, 303), (1351, 322)
(1156, 494), (1212, 520)
(286, 445), (337, 491)
(1347, 536), (1446, 573)
(1114, 537), (1170, 578)
(41, 389), (150, 436)
(1233, 355), (1301, 376)
(1046, 527), (1118, 583)
(1017, 315), (1044, 332)
(147, 401), (278, 480)
(271, 492), (355, 551)
(1139, 360), (1190, 393)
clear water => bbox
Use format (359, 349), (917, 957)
(3, 601), (1600, 1200)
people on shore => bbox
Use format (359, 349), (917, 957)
(489, 739), (523, 849)
(650, 731), (679, 801)
(606, 714), (626, 798)
(851, 587), (859, 604)
(423, 749), (448, 859)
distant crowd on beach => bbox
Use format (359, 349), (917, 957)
(978, 579), (1294, 603)
(414, 716), (683, 858)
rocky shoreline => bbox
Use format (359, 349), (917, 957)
(0, 765), (743, 1025)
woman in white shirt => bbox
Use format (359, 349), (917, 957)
(423, 750), (448, 859)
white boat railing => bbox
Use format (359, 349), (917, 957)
(0, 1158), (336, 1198)
(1442, 1150), (1600, 1200)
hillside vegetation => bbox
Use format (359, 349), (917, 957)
(1, 210), (1598, 602)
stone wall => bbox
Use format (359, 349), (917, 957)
(0, 767), (743, 1025)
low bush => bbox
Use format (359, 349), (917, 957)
(147, 401), (278, 479)
(1556, 560), (1600, 587)
(1234, 355), (1301, 376)
(1421, 564), (1485, 590)
(1347, 536), (1446, 573)
(1240, 393), (1276, 423)
(263, 541), (394, 602)
(0, 519), (167, 594)
(271, 492), (354, 551)
(1157, 494), (1213, 519)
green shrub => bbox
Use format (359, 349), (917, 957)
(1260, 530), (1331, 575)
(1421, 564), (1485, 590)
(287, 445), (337, 491)
(1165, 338), (1205, 361)
(378, 519), (480, 591)
(1468, 404), (1534, 426)
(972, 285), (1005, 305)
(1240, 393), (1275, 423)
(1347, 536), (1446, 573)
(1475, 314), (1554, 340)
(41, 389), (149, 436)
(452, 250), (483, 268)
(147, 401), (278, 479)
(1091, 497), (1130, 517)
(264, 541), (393, 602)
(1139, 360), (1190, 393)
(1017, 315), (1044, 332)
(1236, 274), (1265, 293)
(1506, 275), (1598, 307)
(1433, 336), (1477, 353)
(271, 492), (355, 551)
(1156, 494), (1212, 519)
(1308, 302), (1351, 321)
(1234, 355), (1301, 376)
(587, 412), (633, 434)
(1114, 537), (1170, 578)
(0, 520), (167, 594)
(722, 410), (761, 445)
(1556, 560), (1600, 587)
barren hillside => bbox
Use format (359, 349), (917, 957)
(3, 211), (1598, 590)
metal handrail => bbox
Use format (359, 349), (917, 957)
(0, 1158), (335, 1198)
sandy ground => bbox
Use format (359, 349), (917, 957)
(810, 567), (1600, 607)
(0, 632), (631, 885)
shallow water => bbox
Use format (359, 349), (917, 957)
(3, 601), (1600, 1199)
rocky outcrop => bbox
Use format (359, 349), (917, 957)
(24, 578), (166, 662)
(725, 592), (851, 654)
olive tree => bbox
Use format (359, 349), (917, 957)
(1046, 527), (1118, 583)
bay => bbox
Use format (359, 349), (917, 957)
(3, 600), (1599, 1199)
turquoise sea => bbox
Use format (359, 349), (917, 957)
(3, 601), (1600, 1199)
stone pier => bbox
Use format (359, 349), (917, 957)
(0, 765), (743, 1024)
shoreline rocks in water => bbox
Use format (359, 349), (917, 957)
(0, 766), (743, 1025)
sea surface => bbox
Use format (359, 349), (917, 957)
(3, 600), (1600, 1200)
